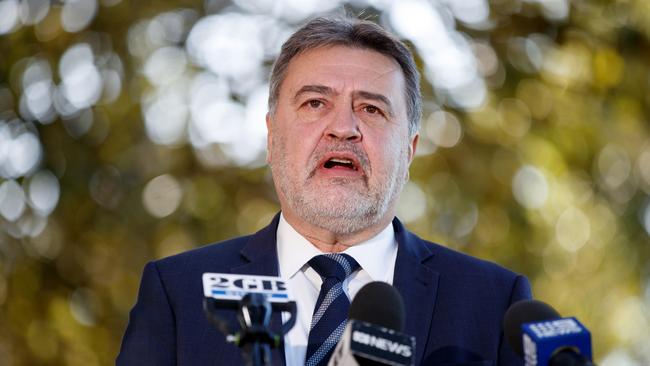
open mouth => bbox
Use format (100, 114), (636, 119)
(323, 157), (358, 171)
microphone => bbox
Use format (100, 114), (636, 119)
(202, 273), (298, 366)
(328, 281), (415, 366)
(503, 299), (595, 366)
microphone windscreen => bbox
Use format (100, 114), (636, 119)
(503, 299), (561, 356)
(349, 281), (405, 332)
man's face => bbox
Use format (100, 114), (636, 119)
(267, 45), (418, 235)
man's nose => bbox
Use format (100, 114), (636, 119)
(324, 107), (362, 142)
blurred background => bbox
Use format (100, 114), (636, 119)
(1, 0), (649, 364)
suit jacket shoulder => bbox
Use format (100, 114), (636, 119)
(117, 216), (283, 366)
(423, 236), (527, 297)
(392, 219), (531, 366)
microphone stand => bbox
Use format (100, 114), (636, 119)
(238, 293), (274, 366)
(204, 293), (297, 366)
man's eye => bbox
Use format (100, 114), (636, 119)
(363, 105), (381, 114)
(307, 100), (323, 108)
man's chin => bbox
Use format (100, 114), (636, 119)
(305, 181), (368, 199)
(289, 195), (385, 234)
(307, 210), (380, 235)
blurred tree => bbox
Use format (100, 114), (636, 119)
(1, 0), (649, 365)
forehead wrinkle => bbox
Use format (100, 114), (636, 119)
(292, 84), (338, 104)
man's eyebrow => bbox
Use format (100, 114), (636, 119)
(292, 85), (336, 103)
(354, 90), (394, 116)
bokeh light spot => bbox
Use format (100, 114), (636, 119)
(389, 0), (442, 42)
(69, 288), (99, 326)
(609, 296), (650, 344)
(186, 13), (264, 78)
(452, 201), (479, 238)
(23, 79), (55, 122)
(100, 69), (122, 103)
(535, 0), (569, 21)
(17, 212), (47, 238)
(598, 144), (631, 190)
(189, 99), (244, 147)
(555, 206), (591, 252)
(600, 349), (636, 366)
(390, 0), (486, 110)
(143, 89), (188, 145)
(59, 43), (103, 109)
(0, 0), (20, 35)
(397, 181), (427, 223)
(6, 132), (42, 178)
(513, 165), (549, 209)
(0, 180), (26, 221)
(61, 0), (98, 33)
(542, 42), (591, 88)
(143, 46), (187, 86)
(447, 0), (489, 25)
(218, 85), (268, 167)
(472, 41), (499, 77)
(27, 170), (60, 216)
(19, 0), (50, 25)
(425, 110), (463, 148)
(142, 174), (183, 218)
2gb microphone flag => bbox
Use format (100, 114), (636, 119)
(202, 273), (294, 303)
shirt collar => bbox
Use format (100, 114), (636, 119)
(342, 223), (395, 282)
(277, 213), (322, 279)
(276, 213), (396, 281)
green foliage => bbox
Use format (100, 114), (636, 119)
(1, 0), (649, 364)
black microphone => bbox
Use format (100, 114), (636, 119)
(503, 300), (595, 366)
(348, 281), (405, 331)
(328, 281), (415, 365)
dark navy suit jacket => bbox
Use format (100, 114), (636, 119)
(117, 214), (531, 365)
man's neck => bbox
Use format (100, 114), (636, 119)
(280, 209), (395, 253)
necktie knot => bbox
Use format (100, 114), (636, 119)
(308, 253), (360, 282)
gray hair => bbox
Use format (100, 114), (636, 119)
(268, 16), (422, 137)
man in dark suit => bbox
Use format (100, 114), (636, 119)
(118, 16), (531, 366)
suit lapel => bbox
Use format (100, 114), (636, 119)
(231, 213), (281, 276)
(229, 213), (286, 365)
(391, 218), (439, 365)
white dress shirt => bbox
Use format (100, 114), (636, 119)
(277, 213), (398, 366)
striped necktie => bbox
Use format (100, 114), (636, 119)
(305, 253), (360, 366)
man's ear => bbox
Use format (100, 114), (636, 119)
(408, 133), (419, 163)
(266, 112), (273, 163)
